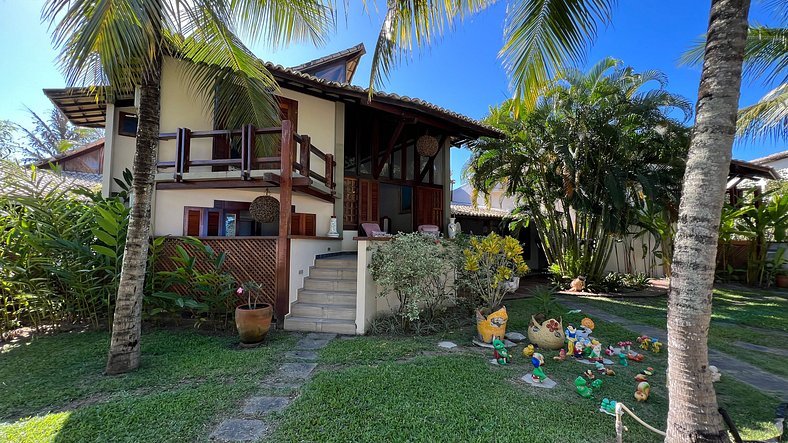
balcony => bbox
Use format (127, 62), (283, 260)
(154, 120), (336, 202)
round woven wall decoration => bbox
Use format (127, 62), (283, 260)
(416, 135), (439, 157)
(249, 195), (279, 223)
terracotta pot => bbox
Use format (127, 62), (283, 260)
(235, 303), (273, 344)
(776, 274), (788, 289)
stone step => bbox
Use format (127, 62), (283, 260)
(303, 277), (356, 292)
(314, 257), (357, 269)
(297, 289), (356, 305)
(308, 266), (357, 280)
(284, 316), (356, 334)
(290, 302), (356, 320)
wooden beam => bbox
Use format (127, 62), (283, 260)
(155, 180), (277, 190)
(276, 120), (294, 325)
(418, 135), (447, 183)
(293, 185), (335, 203)
(374, 120), (405, 179)
(299, 134), (311, 178)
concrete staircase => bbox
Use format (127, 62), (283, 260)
(284, 255), (357, 335)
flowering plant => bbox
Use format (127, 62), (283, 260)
(462, 232), (529, 311)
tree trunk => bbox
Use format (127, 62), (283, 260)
(105, 56), (162, 375)
(666, 0), (749, 442)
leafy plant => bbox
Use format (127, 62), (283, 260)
(462, 232), (529, 312)
(369, 233), (458, 328)
(529, 286), (560, 318)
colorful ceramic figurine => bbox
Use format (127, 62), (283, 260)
(591, 379), (603, 389)
(634, 373), (648, 382)
(600, 398), (618, 416)
(531, 353), (547, 383)
(476, 307), (508, 343)
(595, 362), (607, 374)
(492, 338), (511, 365)
(642, 367), (654, 376)
(617, 341), (632, 353)
(574, 341), (585, 360)
(553, 349), (567, 361)
(634, 381), (651, 402)
(605, 345), (616, 356)
(651, 338), (662, 353)
(638, 335), (651, 350)
(575, 376), (593, 398)
(627, 352), (645, 362)
(584, 369), (595, 380)
(523, 344), (535, 357)
(565, 324), (577, 355)
(618, 352), (629, 367)
(589, 340), (603, 362)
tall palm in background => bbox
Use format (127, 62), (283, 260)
(368, 0), (751, 441)
(43, 0), (332, 374)
(0, 107), (102, 163)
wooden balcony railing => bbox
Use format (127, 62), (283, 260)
(156, 120), (336, 192)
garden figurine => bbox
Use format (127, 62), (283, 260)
(568, 276), (586, 292)
(599, 398), (617, 416)
(574, 341), (585, 360)
(638, 335), (651, 350)
(583, 369), (595, 380)
(595, 362), (607, 374)
(605, 345), (616, 356)
(627, 352), (645, 362)
(618, 352), (629, 367)
(642, 367), (654, 376)
(589, 340), (602, 361)
(565, 324), (577, 355)
(591, 379), (603, 389)
(492, 338), (511, 365)
(617, 341), (632, 353)
(531, 353), (547, 383)
(634, 373), (648, 382)
(523, 344), (535, 358)
(634, 381), (651, 402)
(553, 348), (567, 361)
(575, 376), (593, 398)
(651, 338), (662, 353)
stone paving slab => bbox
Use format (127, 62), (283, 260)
(242, 396), (291, 415)
(305, 332), (338, 341)
(437, 341), (457, 349)
(278, 362), (318, 379)
(521, 373), (558, 389)
(285, 350), (318, 360)
(558, 296), (788, 399)
(296, 338), (332, 350)
(210, 419), (268, 442)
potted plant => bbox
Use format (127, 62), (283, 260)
(462, 233), (529, 343)
(526, 286), (566, 350)
(235, 283), (273, 345)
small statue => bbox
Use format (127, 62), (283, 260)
(709, 365), (721, 382)
(522, 344), (535, 358)
(651, 338), (662, 353)
(605, 368), (616, 376)
(642, 367), (654, 376)
(638, 335), (651, 350)
(565, 324), (577, 355)
(634, 381), (651, 402)
(627, 352), (645, 362)
(574, 341), (585, 360)
(618, 352), (629, 367)
(583, 369), (595, 380)
(599, 398), (618, 416)
(617, 341), (632, 353)
(575, 376), (593, 398)
(581, 317), (595, 332)
(591, 379), (603, 389)
(568, 276), (586, 292)
(595, 362), (607, 374)
(492, 338), (511, 365)
(634, 373), (648, 382)
(531, 353), (547, 383)
(605, 345), (616, 356)
(553, 349), (567, 361)
(589, 340), (603, 362)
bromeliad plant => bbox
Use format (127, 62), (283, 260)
(462, 233), (529, 312)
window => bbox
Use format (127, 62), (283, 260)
(118, 111), (138, 137)
(183, 201), (282, 237)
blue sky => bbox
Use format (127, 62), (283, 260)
(0, 0), (783, 185)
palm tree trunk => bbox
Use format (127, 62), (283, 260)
(105, 56), (162, 375)
(666, 0), (749, 441)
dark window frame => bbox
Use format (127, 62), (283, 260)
(118, 111), (138, 137)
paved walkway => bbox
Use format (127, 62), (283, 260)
(209, 332), (337, 442)
(558, 296), (788, 400)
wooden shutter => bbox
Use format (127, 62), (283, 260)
(359, 179), (379, 224)
(206, 210), (221, 236)
(343, 177), (359, 229)
(415, 187), (443, 228)
(184, 208), (203, 236)
(291, 213), (316, 236)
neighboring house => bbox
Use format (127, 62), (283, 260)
(450, 183), (546, 271)
(35, 138), (105, 174)
(752, 150), (788, 184)
(0, 162), (101, 198)
(46, 44), (499, 335)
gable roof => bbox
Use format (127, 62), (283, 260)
(45, 48), (502, 140)
(35, 138), (105, 169)
(291, 43), (366, 83)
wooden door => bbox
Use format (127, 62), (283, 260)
(359, 179), (379, 225)
(415, 187), (443, 228)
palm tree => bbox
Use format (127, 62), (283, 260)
(43, 0), (333, 374)
(683, 18), (787, 141)
(367, 0), (751, 440)
(466, 58), (690, 286)
(14, 107), (103, 163)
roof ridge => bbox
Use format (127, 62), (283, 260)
(291, 43), (366, 72)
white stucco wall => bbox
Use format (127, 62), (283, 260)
(604, 231), (666, 278)
(289, 238), (343, 304)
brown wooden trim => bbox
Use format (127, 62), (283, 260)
(156, 179), (278, 190)
(293, 185), (335, 203)
(374, 120), (405, 178)
(299, 135), (311, 177)
(276, 120), (294, 324)
(288, 235), (343, 240)
(352, 236), (392, 241)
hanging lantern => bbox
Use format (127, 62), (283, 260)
(416, 134), (439, 157)
(250, 191), (279, 223)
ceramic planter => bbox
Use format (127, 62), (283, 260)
(527, 316), (565, 350)
(235, 303), (273, 344)
(475, 306), (508, 343)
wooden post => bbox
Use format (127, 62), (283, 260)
(174, 128), (191, 182)
(276, 120), (294, 324)
(241, 124), (255, 180)
(325, 153), (334, 190)
(300, 134), (311, 178)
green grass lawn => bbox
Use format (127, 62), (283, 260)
(571, 285), (788, 378)
(1, 296), (783, 442)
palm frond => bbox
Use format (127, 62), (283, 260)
(500, 0), (616, 111)
(228, 0), (334, 48)
(737, 82), (788, 141)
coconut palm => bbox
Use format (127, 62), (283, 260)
(12, 107), (103, 163)
(368, 1), (751, 440)
(466, 59), (690, 285)
(43, 0), (333, 374)
(682, 9), (786, 141)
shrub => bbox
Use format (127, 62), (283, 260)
(462, 233), (529, 312)
(369, 233), (458, 328)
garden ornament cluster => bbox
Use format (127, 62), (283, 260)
(492, 338), (511, 365)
